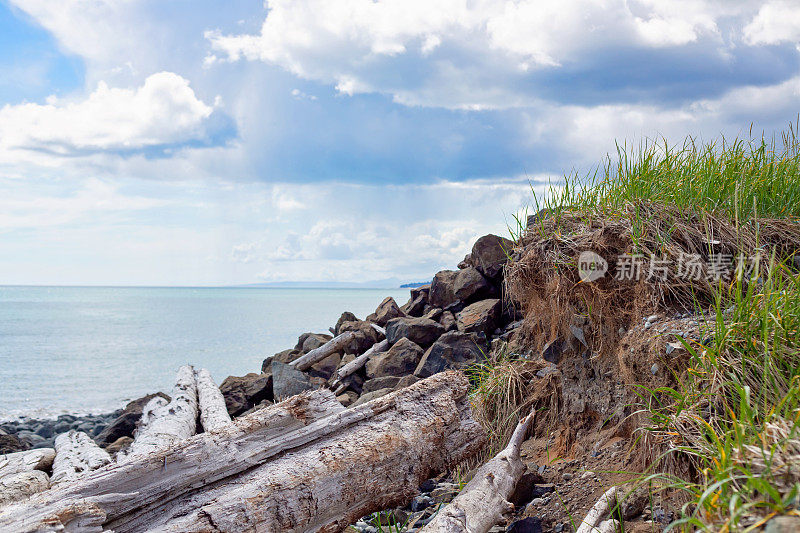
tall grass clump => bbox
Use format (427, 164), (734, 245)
(531, 124), (800, 221)
(508, 124), (800, 530)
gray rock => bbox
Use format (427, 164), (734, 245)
(351, 388), (394, 407)
(428, 270), (459, 309)
(300, 333), (333, 353)
(439, 310), (457, 331)
(765, 516), (800, 533)
(95, 392), (170, 445)
(453, 267), (494, 303)
(366, 338), (424, 379)
(456, 299), (501, 335)
(335, 311), (358, 335)
(401, 293), (427, 317)
(651, 363), (659, 375)
(414, 331), (487, 378)
(542, 338), (565, 364)
(0, 434), (30, 454)
(361, 376), (402, 394)
(385, 317), (445, 348)
(219, 372), (273, 417)
(507, 517), (542, 533)
(271, 361), (314, 400)
(469, 234), (514, 280)
(367, 297), (405, 326)
(262, 348), (302, 373)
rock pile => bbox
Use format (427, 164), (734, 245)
(223, 233), (523, 413)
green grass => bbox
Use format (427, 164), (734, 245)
(516, 125), (800, 531)
(531, 125), (800, 221)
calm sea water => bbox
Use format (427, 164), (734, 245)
(0, 286), (410, 421)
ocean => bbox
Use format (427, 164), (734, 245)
(0, 286), (410, 421)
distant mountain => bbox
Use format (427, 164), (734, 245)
(240, 277), (417, 289)
(399, 281), (430, 288)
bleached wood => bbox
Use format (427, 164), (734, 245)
(117, 371), (485, 532)
(195, 368), (231, 431)
(575, 487), (620, 533)
(0, 471), (49, 507)
(594, 519), (621, 533)
(290, 331), (357, 371)
(125, 365), (198, 459)
(371, 323), (386, 336)
(0, 372), (484, 533)
(51, 431), (111, 485)
(334, 338), (390, 383)
(422, 414), (533, 533)
(0, 448), (55, 479)
(0, 389), (343, 531)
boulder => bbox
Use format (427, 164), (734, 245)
(470, 234), (514, 280)
(365, 338), (424, 379)
(95, 392), (171, 445)
(295, 332), (332, 353)
(366, 297), (406, 326)
(453, 267), (495, 303)
(410, 284), (430, 300)
(0, 433), (30, 454)
(428, 270), (459, 309)
(335, 311), (358, 335)
(308, 352), (342, 380)
(439, 310), (457, 331)
(261, 348), (301, 373)
(338, 320), (382, 354)
(414, 331), (487, 378)
(507, 517), (542, 533)
(219, 373), (274, 417)
(335, 391), (359, 407)
(456, 299), (501, 335)
(400, 294), (426, 317)
(385, 317), (445, 348)
(271, 361), (314, 400)
(351, 387), (394, 407)
(361, 376), (402, 394)
(397, 375), (421, 389)
(104, 436), (133, 456)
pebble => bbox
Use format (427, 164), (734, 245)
(651, 363), (659, 375)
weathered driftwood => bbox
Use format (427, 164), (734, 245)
(334, 338), (390, 383)
(195, 368), (231, 431)
(594, 519), (621, 533)
(575, 487), (620, 533)
(124, 365), (198, 459)
(290, 330), (357, 371)
(0, 448), (55, 479)
(422, 414), (533, 533)
(0, 372), (484, 533)
(0, 471), (49, 507)
(118, 371), (485, 532)
(51, 431), (112, 485)
(371, 323), (386, 336)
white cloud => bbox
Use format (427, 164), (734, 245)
(0, 72), (214, 158)
(743, 1), (800, 45)
(207, 0), (737, 108)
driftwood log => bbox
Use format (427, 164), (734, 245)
(0, 371), (485, 533)
(51, 431), (111, 485)
(195, 368), (231, 431)
(0, 448), (55, 479)
(124, 364), (198, 459)
(290, 330), (357, 371)
(575, 487), (620, 533)
(334, 338), (390, 384)
(0, 471), (49, 507)
(422, 414), (533, 533)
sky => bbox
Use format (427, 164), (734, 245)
(1, 0), (799, 286)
